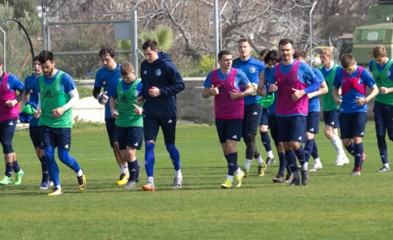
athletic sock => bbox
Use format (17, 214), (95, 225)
(261, 132), (272, 151)
(145, 142), (156, 177)
(354, 143), (364, 169)
(256, 155), (264, 165)
(128, 160), (138, 181)
(345, 143), (355, 157)
(227, 152), (237, 176)
(5, 163), (13, 177)
(266, 150), (274, 159)
(12, 160), (21, 173)
(377, 135), (388, 164)
(244, 159), (253, 169)
(331, 135), (345, 155)
(278, 152), (286, 175)
(166, 144), (180, 171)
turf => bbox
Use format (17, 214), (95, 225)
(1, 122), (393, 239)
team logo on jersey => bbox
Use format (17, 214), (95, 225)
(249, 67), (256, 73)
(135, 90), (140, 96)
(103, 79), (107, 86)
(143, 70), (147, 75)
(44, 90), (53, 98)
(120, 95), (128, 103)
(155, 69), (162, 77)
(7, 84), (10, 90)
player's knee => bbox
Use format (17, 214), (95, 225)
(57, 148), (70, 161)
(244, 134), (255, 144)
(2, 143), (13, 154)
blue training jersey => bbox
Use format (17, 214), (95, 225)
(232, 57), (265, 105)
(308, 68), (325, 112)
(333, 65), (376, 113)
(24, 74), (40, 126)
(94, 64), (121, 119)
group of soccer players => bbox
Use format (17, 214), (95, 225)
(1, 37), (392, 194)
(203, 38), (392, 187)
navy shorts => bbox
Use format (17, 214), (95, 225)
(0, 118), (17, 154)
(105, 117), (117, 147)
(29, 125), (43, 148)
(268, 115), (278, 143)
(307, 111), (320, 134)
(215, 118), (242, 143)
(40, 125), (71, 149)
(144, 115), (177, 145)
(259, 107), (269, 126)
(323, 110), (340, 129)
(339, 112), (367, 139)
(373, 101), (393, 138)
(116, 126), (143, 150)
(276, 115), (306, 143)
(242, 103), (262, 137)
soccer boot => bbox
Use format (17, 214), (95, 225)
(289, 177), (300, 186)
(378, 166), (391, 173)
(40, 181), (49, 190)
(172, 177), (183, 190)
(0, 175), (11, 185)
(117, 172), (130, 186)
(14, 169), (25, 185)
(220, 179), (232, 189)
(301, 170), (309, 185)
(242, 168), (249, 178)
(335, 155), (350, 166)
(77, 170), (86, 191)
(257, 162), (267, 176)
(142, 182), (156, 191)
(310, 162), (323, 172)
(233, 171), (244, 188)
(266, 157), (276, 167)
(48, 187), (63, 196)
(124, 181), (136, 190)
(273, 173), (284, 183)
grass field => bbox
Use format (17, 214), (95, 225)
(1, 121), (393, 240)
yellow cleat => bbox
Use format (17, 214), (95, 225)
(258, 162), (267, 176)
(220, 179), (232, 189)
(117, 172), (129, 186)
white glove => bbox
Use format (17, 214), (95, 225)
(98, 91), (109, 105)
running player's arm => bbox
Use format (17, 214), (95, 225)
(257, 70), (266, 96)
(308, 70), (328, 98)
(202, 72), (218, 98)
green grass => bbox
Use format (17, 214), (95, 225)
(2, 122), (393, 239)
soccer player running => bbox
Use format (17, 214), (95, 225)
(294, 50), (328, 171)
(267, 39), (320, 186)
(332, 54), (379, 176)
(109, 61), (143, 189)
(21, 56), (50, 189)
(35, 51), (86, 196)
(369, 45), (393, 173)
(93, 47), (130, 186)
(232, 38), (267, 177)
(319, 48), (349, 166)
(258, 50), (293, 183)
(0, 57), (25, 186)
(139, 40), (185, 191)
(203, 50), (254, 188)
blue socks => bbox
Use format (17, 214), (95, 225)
(166, 144), (181, 171)
(145, 142), (155, 177)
